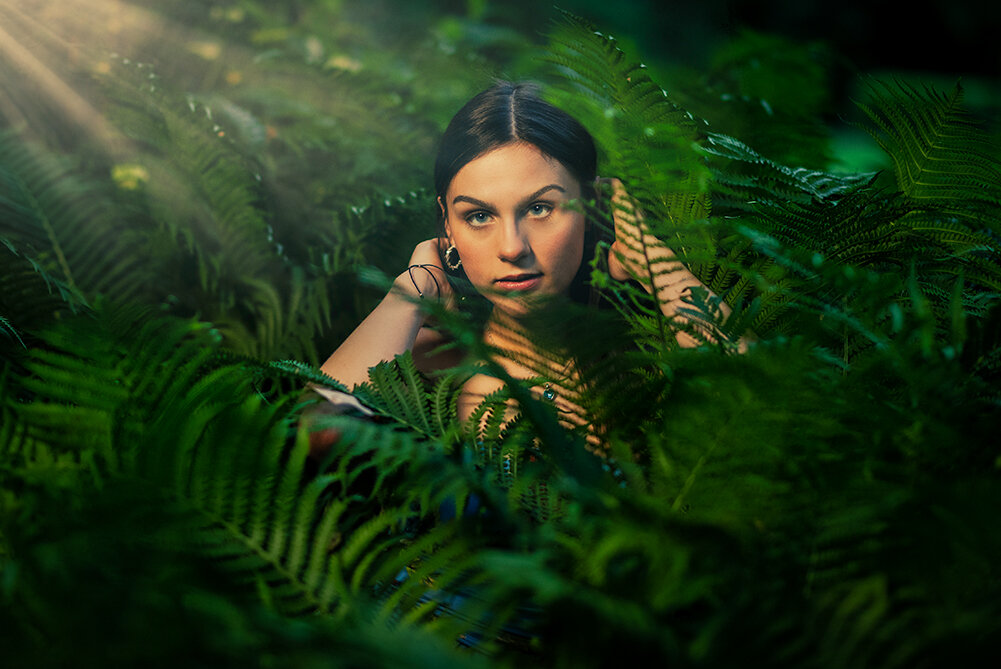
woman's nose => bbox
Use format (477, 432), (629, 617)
(497, 220), (531, 263)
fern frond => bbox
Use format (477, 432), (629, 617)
(545, 11), (700, 133)
(0, 247), (88, 326)
(544, 10), (711, 237)
(348, 352), (462, 442)
(857, 79), (1001, 229)
(0, 130), (146, 321)
(703, 132), (875, 210)
(92, 59), (340, 361)
(0, 315), (25, 349)
(5, 304), (489, 619)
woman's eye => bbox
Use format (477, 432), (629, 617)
(465, 211), (492, 226)
(527, 202), (553, 218)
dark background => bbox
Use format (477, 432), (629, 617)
(730, 0), (997, 77)
(555, 0), (998, 78)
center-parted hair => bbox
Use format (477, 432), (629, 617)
(434, 81), (597, 201)
(434, 81), (606, 306)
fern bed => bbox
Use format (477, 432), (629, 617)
(2, 4), (1000, 668)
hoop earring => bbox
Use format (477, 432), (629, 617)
(444, 244), (462, 271)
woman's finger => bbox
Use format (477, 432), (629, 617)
(402, 239), (454, 306)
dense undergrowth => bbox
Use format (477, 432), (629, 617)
(2, 2), (1000, 666)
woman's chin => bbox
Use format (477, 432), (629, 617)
(490, 297), (531, 317)
(487, 291), (560, 318)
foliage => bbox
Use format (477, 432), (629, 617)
(2, 3), (1001, 668)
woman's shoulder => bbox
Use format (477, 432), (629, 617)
(412, 325), (466, 375)
(457, 371), (510, 423)
(461, 371), (506, 395)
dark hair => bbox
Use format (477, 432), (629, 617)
(433, 81), (607, 307)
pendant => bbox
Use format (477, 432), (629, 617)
(542, 383), (556, 402)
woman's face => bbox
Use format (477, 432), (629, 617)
(443, 141), (586, 315)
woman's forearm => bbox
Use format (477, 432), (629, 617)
(607, 179), (736, 348)
(318, 239), (453, 389)
(615, 225), (732, 346)
(630, 242), (750, 349)
(319, 275), (427, 388)
(649, 260), (732, 348)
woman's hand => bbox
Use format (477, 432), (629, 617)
(602, 178), (684, 289)
(599, 178), (749, 349)
(396, 239), (453, 308)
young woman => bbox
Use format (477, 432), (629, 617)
(314, 81), (742, 441)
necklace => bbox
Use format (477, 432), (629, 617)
(483, 317), (571, 405)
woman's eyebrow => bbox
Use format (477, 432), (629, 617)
(520, 184), (565, 205)
(451, 184), (566, 208)
(451, 194), (494, 208)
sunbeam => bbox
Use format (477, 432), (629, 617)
(0, 0), (259, 156)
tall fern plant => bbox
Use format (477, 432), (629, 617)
(542, 12), (1001, 364)
(0, 302), (500, 665)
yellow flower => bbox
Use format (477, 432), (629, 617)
(187, 41), (222, 61)
(324, 55), (362, 73)
(305, 36), (324, 64)
(111, 164), (149, 191)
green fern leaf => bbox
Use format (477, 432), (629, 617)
(857, 79), (1001, 229)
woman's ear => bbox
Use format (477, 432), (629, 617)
(437, 196), (451, 236)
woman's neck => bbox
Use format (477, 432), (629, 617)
(482, 307), (569, 384)
(479, 307), (599, 450)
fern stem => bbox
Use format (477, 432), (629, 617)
(16, 170), (78, 291)
(670, 414), (731, 512)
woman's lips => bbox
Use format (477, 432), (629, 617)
(493, 273), (542, 291)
